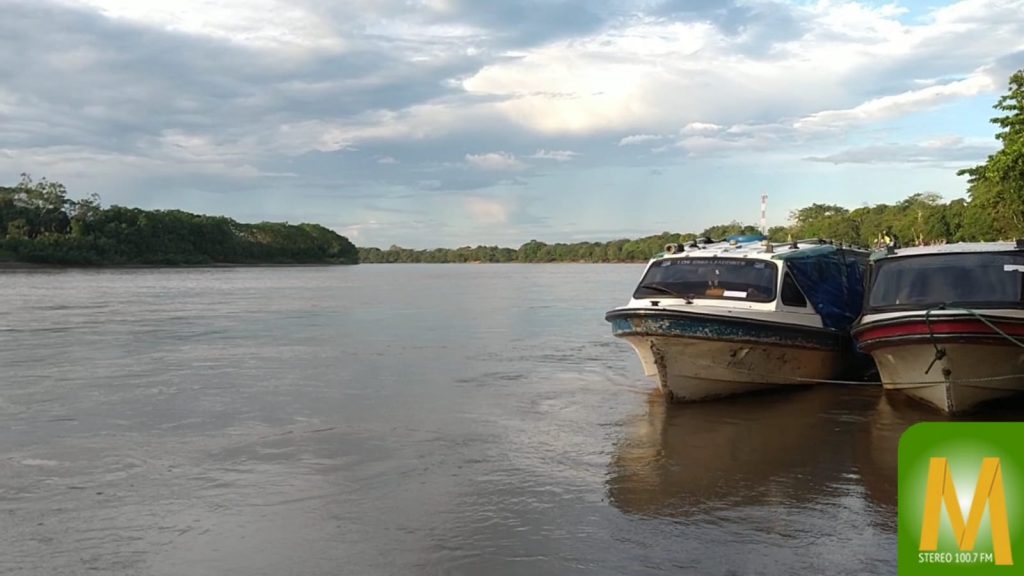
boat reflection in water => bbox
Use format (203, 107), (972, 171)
(607, 386), (886, 518)
(605, 387), (1024, 572)
(854, 389), (1024, 511)
(609, 386), (1024, 520)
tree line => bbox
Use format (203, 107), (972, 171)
(361, 67), (1024, 264)
(358, 190), (1009, 264)
(0, 175), (358, 265)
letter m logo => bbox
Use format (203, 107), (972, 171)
(919, 457), (1013, 566)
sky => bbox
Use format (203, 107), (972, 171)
(1, 0), (1022, 248)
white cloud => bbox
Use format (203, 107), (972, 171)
(462, 21), (723, 135)
(803, 136), (998, 165)
(464, 151), (527, 171)
(921, 136), (966, 149)
(528, 149), (579, 162)
(0, 143), (287, 180)
(463, 197), (509, 224)
(671, 122), (794, 156)
(339, 219), (384, 240)
(376, 155), (399, 164)
(267, 102), (497, 154)
(794, 72), (997, 132)
(59, 0), (343, 49)
(618, 134), (664, 146)
(680, 122), (724, 135)
(455, 1), (1021, 137)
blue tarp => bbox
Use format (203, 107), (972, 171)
(776, 247), (866, 331)
(727, 233), (766, 243)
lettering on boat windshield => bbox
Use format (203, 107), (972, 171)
(634, 258), (778, 302)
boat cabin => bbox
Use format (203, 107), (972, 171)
(631, 238), (868, 331)
(864, 242), (1024, 312)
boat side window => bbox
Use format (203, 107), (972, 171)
(780, 272), (808, 308)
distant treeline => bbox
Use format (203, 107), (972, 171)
(362, 66), (1024, 264)
(357, 192), (992, 264)
(0, 176), (358, 265)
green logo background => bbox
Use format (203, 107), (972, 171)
(899, 423), (1024, 575)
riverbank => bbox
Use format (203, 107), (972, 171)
(0, 259), (356, 270)
(356, 260), (647, 264)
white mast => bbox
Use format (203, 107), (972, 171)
(760, 194), (767, 235)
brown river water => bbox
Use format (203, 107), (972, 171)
(1, 264), (1022, 575)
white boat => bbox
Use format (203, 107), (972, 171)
(606, 236), (869, 402)
(852, 241), (1024, 413)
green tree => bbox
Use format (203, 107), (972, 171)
(790, 204), (849, 239)
(14, 174), (71, 235)
(958, 68), (1024, 238)
(0, 177), (358, 265)
(766, 225), (790, 242)
(700, 221), (758, 240)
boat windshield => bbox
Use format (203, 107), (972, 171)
(633, 257), (778, 302)
(868, 252), (1024, 309)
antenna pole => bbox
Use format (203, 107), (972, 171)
(760, 194), (768, 235)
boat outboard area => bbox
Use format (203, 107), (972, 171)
(606, 235), (871, 403)
(852, 240), (1024, 414)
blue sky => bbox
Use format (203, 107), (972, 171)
(1, 0), (1022, 248)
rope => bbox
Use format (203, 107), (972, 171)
(923, 307), (945, 375)
(941, 306), (1024, 349)
(787, 373), (1024, 386)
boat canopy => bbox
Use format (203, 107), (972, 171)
(774, 246), (866, 330)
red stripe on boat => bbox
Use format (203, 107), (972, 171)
(855, 318), (1024, 344)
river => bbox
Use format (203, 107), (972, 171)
(1, 264), (1020, 575)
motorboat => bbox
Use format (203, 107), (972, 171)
(606, 236), (869, 402)
(852, 241), (1024, 413)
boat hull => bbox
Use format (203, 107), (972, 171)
(854, 314), (1024, 413)
(608, 309), (845, 402)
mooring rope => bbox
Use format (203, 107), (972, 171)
(787, 373), (1024, 386)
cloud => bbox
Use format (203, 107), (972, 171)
(528, 149), (579, 162)
(673, 122), (794, 155)
(680, 122), (724, 135)
(463, 196), (509, 224)
(803, 136), (998, 165)
(459, 1), (1022, 137)
(340, 220), (379, 240)
(376, 156), (399, 164)
(618, 134), (664, 146)
(464, 151), (526, 171)
(338, 215), (451, 248)
(794, 72), (998, 132)
(59, 0), (343, 49)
